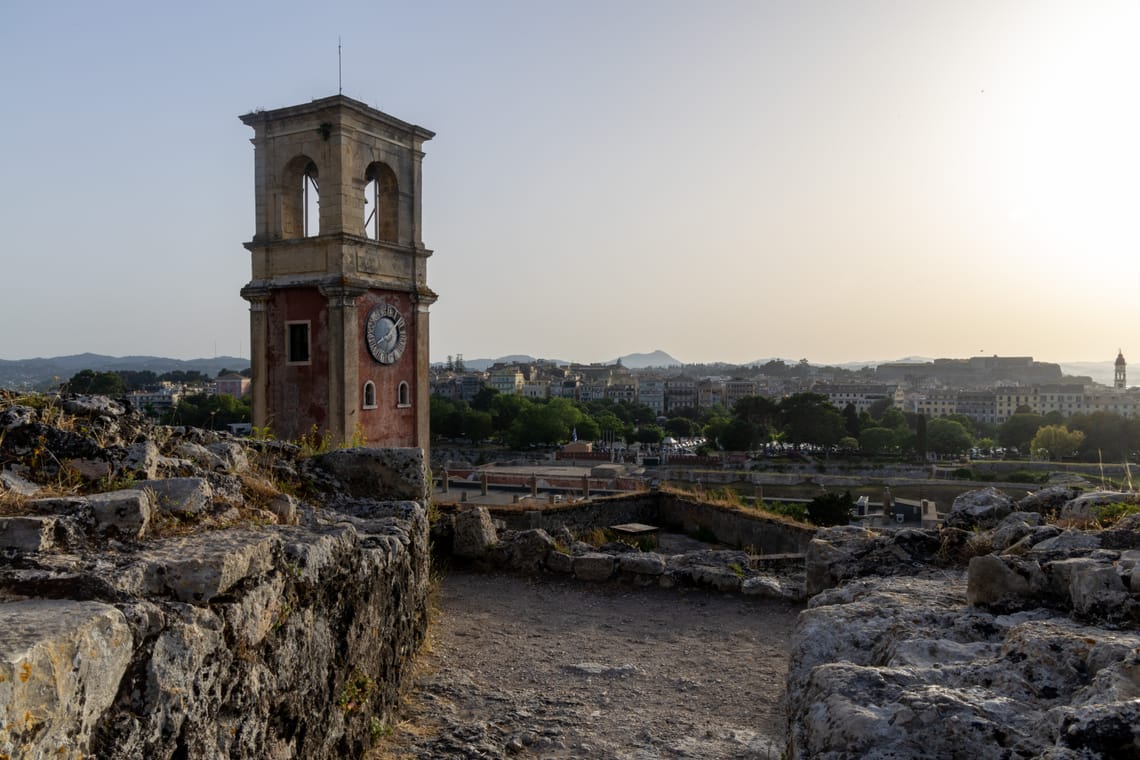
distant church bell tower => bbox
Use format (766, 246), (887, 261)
(1115, 349), (1126, 390)
(239, 96), (436, 449)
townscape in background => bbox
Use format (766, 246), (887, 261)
(20, 350), (1140, 463)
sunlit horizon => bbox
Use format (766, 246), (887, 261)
(2, 1), (1137, 368)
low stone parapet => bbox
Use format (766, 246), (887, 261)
(442, 506), (807, 601)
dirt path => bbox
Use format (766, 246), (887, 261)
(373, 571), (803, 759)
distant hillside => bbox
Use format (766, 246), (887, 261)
(0, 354), (250, 390)
(612, 350), (682, 368)
(457, 355), (551, 372)
(444, 351), (681, 372)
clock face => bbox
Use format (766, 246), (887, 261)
(365, 303), (407, 364)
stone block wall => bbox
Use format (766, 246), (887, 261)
(3, 504), (430, 760)
(0, 395), (432, 760)
(479, 491), (814, 555)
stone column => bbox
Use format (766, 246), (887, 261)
(413, 299), (434, 455)
(320, 283), (366, 446)
(442, 468), (449, 494)
(241, 287), (271, 433)
(582, 475), (590, 500)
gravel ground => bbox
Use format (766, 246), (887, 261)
(370, 571), (803, 759)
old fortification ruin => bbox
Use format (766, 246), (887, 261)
(438, 487), (1140, 758)
(3, 392), (1140, 759)
(0, 393), (430, 758)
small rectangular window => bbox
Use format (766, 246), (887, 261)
(287, 322), (310, 364)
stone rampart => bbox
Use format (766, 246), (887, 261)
(464, 491), (814, 556)
(0, 394), (431, 759)
(785, 487), (1140, 759)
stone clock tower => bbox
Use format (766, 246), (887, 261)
(239, 95), (436, 450)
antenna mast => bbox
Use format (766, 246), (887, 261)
(338, 36), (342, 95)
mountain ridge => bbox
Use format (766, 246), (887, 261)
(0, 354), (250, 390)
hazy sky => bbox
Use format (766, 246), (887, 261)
(3, 1), (1138, 367)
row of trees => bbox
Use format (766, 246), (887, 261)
(164, 393), (251, 428)
(431, 392), (661, 450)
(433, 389), (1140, 463)
(61, 368), (250, 395)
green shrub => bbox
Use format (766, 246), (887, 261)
(806, 491), (854, 527)
(764, 501), (808, 521)
(1092, 501), (1140, 527)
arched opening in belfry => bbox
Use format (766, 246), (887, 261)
(281, 156), (320, 239)
(363, 162), (398, 242)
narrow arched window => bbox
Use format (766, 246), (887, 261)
(397, 381), (410, 408)
(363, 162), (398, 241)
(363, 381), (377, 409)
(281, 156), (319, 239)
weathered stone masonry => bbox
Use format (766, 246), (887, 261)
(0, 396), (432, 760)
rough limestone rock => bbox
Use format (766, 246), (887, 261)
(945, 487), (1014, 530)
(1, 469), (42, 497)
(545, 549), (573, 574)
(1005, 524), (1063, 555)
(452, 506), (498, 559)
(1027, 529), (1102, 560)
(173, 441), (219, 469)
(1064, 561), (1131, 618)
(0, 600), (133, 755)
(573, 552), (615, 581)
(86, 488), (153, 539)
(116, 530), (280, 604)
(992, 510), (1043, 552)
(305, 448), (427, 502)
(786, 576), (1140, 759)
(966, 554), (1049, 609)
(0, 516), (59, 552)
(1018, 485), (1082, 515)
(61, 395), (126, 418)
(207, 440), (250, 473)
(0, 405), (36, 431)
(0, 394), (434, 760)
(742, 575), (804, 601)
(1061, 491), (1134, 522)
(618, 552), (666, 576)
(137, 477), (214, 516)
(505, 529), (555, 571)
(806, 526), (942, 595)
(122, 440), (161, 480)
(267, 493), (299, 526)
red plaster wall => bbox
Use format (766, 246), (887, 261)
(266, 288), (330, 440)
(356, 290), (416, 448)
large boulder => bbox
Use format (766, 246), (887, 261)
(966, 554), (1049, 610)
(991, 511), (1043, 552)
(786, 575), (1140, 759)
(452, 507), (498, 559)
(945, 487), (1014, 530)
(137, 477), (214, 516)
(1017, 485), (1081, 516)
(806, 526), (941, 596)
(573, 553), (615, 581)
(304, 448), (427, 501)
(505, 529), (555, 572)
(1060, 491), (1133, 522)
